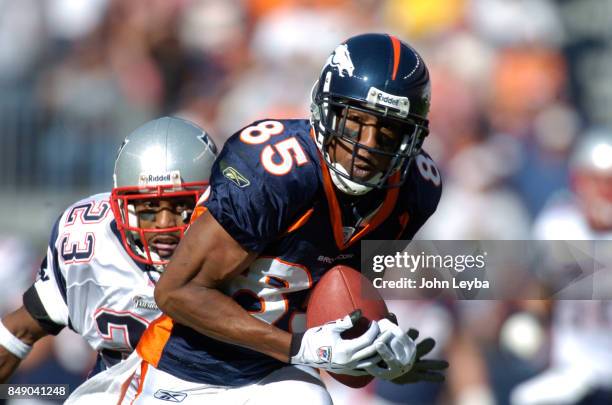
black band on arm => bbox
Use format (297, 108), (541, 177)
(22, 286), (64, 336)
(290, 333), (305, 358)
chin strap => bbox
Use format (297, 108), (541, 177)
(329, 161), (376, 195)
(313, 125), (375, 196)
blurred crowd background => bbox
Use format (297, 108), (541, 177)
(1, 0), (611, 404)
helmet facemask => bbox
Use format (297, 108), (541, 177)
(110, 182), (206, 269)
(312, 88), (429, 195)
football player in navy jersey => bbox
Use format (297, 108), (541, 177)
(67, 33), (446, 405)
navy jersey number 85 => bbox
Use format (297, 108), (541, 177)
(137, 118), (441, 387)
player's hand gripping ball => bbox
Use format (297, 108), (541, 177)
(306, 265), (389, 388)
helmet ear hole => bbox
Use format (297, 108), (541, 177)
(310, 102), (321, 122)
(309, 80), (321, 121)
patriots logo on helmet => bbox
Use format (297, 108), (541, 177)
(317, 346), (332, 363)
(197, 131), (217, 154)
(325, 44), (355, 78)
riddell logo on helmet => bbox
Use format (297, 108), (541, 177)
(138, 170), (182, 188)
(366, 87), (410, 118)
(377, 93), (400, 106)
(146, 174), (171, 182)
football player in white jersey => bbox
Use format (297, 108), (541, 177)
(511, 131), (612, 405)
(0, 116), (217, 382)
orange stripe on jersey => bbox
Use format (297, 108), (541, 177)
(318, 151), (347, 250)
(284, 208), (314, 234)
(117, 369), (136, 405)
(136, 315), (174, 368)
(310, 127), (346, 249)
(345, 172), (401, 248)
(395, 212), (410, 239)
(190, 206), (208, 225)
(390, 35), (401, 80)
(314, 128), (401, 250)
(130, 361), (149, 405)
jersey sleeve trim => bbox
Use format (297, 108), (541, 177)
(22, 286), (65, 335)
(49, 216), (68, 303)
(31, 278), (69, 328)
(26, 215), (70, 329)
(320, 154), (401, 249)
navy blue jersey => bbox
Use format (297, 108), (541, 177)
(137, 119), (441, 386)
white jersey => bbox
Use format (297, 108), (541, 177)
(24, 193), (163, 371)
(533, 197), (612, 384)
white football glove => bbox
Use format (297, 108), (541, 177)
(391, 328), (448, 384)
(364, 318), (416, 380)
(290, 310), (381, 376)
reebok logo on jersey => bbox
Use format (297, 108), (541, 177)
(223, 167), (250, 188)
(154, 390), (187, 402)
(317, 346), (332, 363)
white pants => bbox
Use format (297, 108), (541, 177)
(66, 351), (332, 405)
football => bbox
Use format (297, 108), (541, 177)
(306, 265), (389, 388)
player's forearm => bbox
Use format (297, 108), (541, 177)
(156, 283), (292, 362)
(0, 308), (47, 383)
(2, 309), (46, 346)
(0, 347), (21, 383)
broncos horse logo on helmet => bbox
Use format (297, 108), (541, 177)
(325, 44), (355, 78)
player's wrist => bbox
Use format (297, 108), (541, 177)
(289, 324), (332, 367)
(289, 332), (305, 363)
(0, 320), (32, 359)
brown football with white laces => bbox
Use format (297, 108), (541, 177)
(306, 265), (388, 388)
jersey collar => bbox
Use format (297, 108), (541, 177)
(312, 130), (400, 250)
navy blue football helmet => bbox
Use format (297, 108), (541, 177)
(311, 33), (431, 195)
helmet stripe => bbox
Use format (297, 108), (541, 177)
(389, 35), (401, 80)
